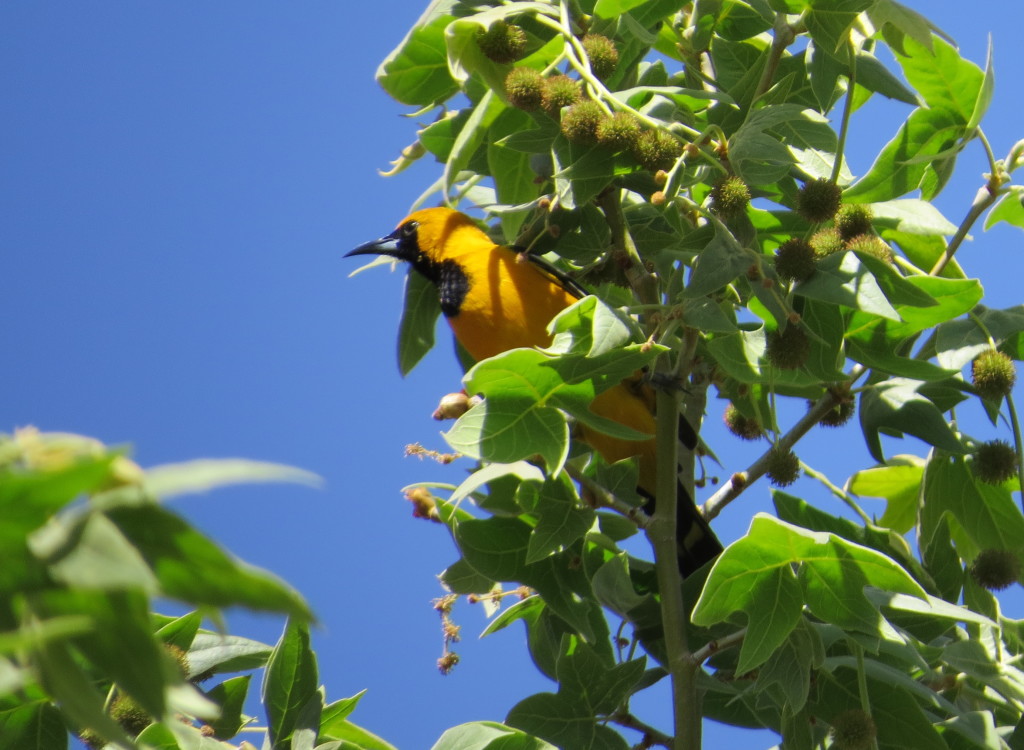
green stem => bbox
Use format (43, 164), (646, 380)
(831, 41), (857, 184)
(854, 644), (881, 750)
(929, 180), (1002, 276)
(800, 462), (873, 524)
(1006, 394), (1024, 514)
(651, 387), (700, 750)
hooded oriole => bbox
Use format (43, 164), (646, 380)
(349, 207), (721, 574)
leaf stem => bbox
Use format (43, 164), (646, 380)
(1005, 394), (1024, 513)
(800, 461), (873, 524)
(854, 643), (881, 750)
(831, 41), (857, 184)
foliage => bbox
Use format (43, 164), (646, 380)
(366, 1), (1024, 749)
(0, 428), (391, 750)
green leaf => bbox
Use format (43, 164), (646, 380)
(205, 675), (251, 740)
(867, 0), (947, 56)
(507, 693), (628, 750)
(431, 721), (557, 750)
(143, 459), (322, 498)
(30, 636), (134, 749)
(518, 474), (594, 564)
(694, 514), (927, 666)
(107, 504), (313, 619)
(264, 619), (319, 750)
(859, 378), (966, 462)
(936, 304), (1024, 369)
(444, 90), (506, 199)
(924, 453), (1024, 555)
(753, 617), (823, 715)
(870, 198), (958, 236)
(848, 457), (925, 534)
(551, 136), (615, 210)
(985, 185), (1024, 231)
(556, 638), (645, 715)
(844, 107), (963, 202)
(796, 251), (900, 320)
(30, 589), (169, 718)
(28, 509), (160, 592)
(444, 381), (570, 473)
(156, 611), (202, 656)
(398, 267), (442, 375)
(497, 119), (560, 154)
(0, 701), (66, 750)
(815, 668), (947, 750)
(771, 108), (848, 182)
(377, 14), (459, 106)
(188, 632), (273, 677)
(686, 224), (754, 298)
(896, 35), (984, 126)
(454, 517), (605, 641)
(804, 0), (873, 57)
(594, 0), (649, 17)
(547, 295), (640, 358)
(854, 50), (918, 106)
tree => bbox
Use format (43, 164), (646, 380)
(354, 0), (1024, 748)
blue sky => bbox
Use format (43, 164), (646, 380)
(3, 2), (1023, 748)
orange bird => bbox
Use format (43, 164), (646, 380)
(349, 207), (720, 574)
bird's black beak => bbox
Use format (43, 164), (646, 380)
(346, 228), (408, 261)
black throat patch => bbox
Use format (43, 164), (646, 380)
(390, 220), (472, 317)
(434, 259), (470, 317)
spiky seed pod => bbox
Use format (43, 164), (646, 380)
(846, 233), (894, 264)
(709, 176), (750, 218)
(970, 549), (1021, 591)
(766, 325), (809, 370)
(724, 403), (763, 441)
(476, 20), (527, 64)
(164, 643), (191, 678)
(836, 203), (874, 240)
(596, 112), (642, 151)
(796, 178), (843, 223)
(110, 694), (151, 736)
(773, 238), (816, 282)
(541, 74), (582, 115)
(818, 398), (856, 428)
(972, 349), (1017, 401)
(766, 447), (800, 487)
(504, 67), (545, 111)
(809, 227), (844, 258)
(560, 100), (606, 144)
(581, 34), (619, 80)
(632, 129), (683, 172)
(973, 439), (1018, 484)
(829, 709), (877, 750)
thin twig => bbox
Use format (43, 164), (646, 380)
(609, 711), (674, 749)
(690, 627), (748, 665)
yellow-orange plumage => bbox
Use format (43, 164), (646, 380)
(349, 207), (720, 574)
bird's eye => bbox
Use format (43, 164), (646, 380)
(401, 221), (419, 239)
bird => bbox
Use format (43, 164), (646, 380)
(348, 207), (721, 575)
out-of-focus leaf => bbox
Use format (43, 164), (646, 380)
(107, 504), (313, 620)
(143, 459), (321, 499)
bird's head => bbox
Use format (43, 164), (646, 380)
(347, 207), (486, 270)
